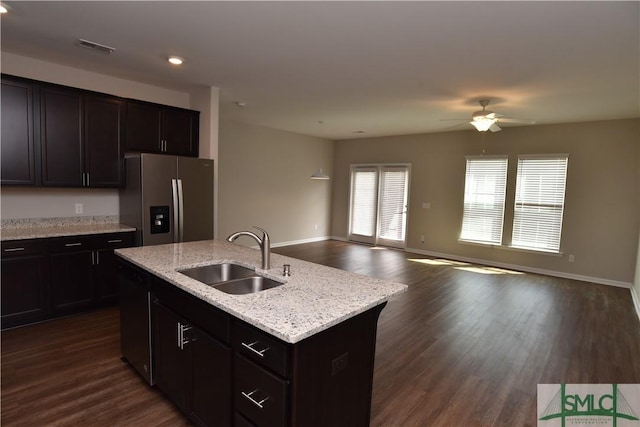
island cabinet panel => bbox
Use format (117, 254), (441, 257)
(125, 100), (199, 157)
(152, 292), (232, 426)
(0, 240), (50, 329)
(118, 261), (389, 427)
(287, 304), (385, 427)
(0, 76), (38, 185)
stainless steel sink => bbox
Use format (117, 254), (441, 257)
(178, 263), (283, 294)
(178, 263), (255, 285)
(212, 276), (283, 295)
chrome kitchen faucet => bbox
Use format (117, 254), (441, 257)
(226, 226), (271, 270)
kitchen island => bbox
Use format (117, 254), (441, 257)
(116, 239), (406, 427)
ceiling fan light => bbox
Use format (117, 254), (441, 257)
(470, 117), (497, 132)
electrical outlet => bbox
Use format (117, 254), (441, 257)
(420, 235), (425, 244)
(422, 202), (431, 209)
(331, 352), (349, 376)
(75, 203), (83, 214)
(314, 224), (318, 231)
(568, 254), (575, 263)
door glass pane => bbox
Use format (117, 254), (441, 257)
(351, 170), (377, 237)
(379, 168), (408, 242)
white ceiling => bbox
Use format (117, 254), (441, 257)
(1, 1), (638, 139)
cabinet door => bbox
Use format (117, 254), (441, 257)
(162, 108), (198, 157)
(1, 77), (37, 185)
(40, 86), (83, 186)
(190, 328), (232, 427)
(49, 236), (95, 313)
(94, 232), (135, 303)
(1, 241), (49, 329)
(84, 95), (123, 187)
(153, 301), (190, 413)
(125, 101), (162, 153)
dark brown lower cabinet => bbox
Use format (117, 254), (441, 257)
(153, 300), (231, 427)
(49, 233), (135, 315)
(121, 258), (386, 427)
(1, 231), (135, 329)
(0, 240), (49, 328)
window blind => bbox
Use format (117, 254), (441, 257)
(350, 169), (377, 237)
(511, 155), (568, 253)
(460, 156), (508, 245)
(378, 168), (408, 241)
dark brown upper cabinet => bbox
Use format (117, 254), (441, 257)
(1, 76), (38, 185)
(40, 85), (124, 188)
(125, 100), (199, 157)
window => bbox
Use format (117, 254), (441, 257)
(460, 156), (508, 245)
(511, 155), (568, 253)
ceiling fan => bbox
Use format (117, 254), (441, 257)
(442, 99), (536, 132)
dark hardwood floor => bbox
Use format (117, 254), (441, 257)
(2, 240), (639, 426)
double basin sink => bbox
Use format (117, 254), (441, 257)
(178, 263), (283, 295)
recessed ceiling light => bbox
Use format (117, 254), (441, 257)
(168, 56), (184, 65)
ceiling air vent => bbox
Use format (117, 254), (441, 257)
(77, 39), (116, 54)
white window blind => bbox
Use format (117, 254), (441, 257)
(378, 168), (408, 241)
(460, 156), (508, 245)
(512, 155), (568, 253)
(351, 169), (377, 237)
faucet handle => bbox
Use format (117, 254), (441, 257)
(252, 226), (269, 239)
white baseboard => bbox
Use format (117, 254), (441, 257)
(631, 286), (640, 322)
(406, 246), (632, 289)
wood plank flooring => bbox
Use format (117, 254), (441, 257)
(3, 240), (639, 426)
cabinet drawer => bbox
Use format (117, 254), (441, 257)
(1, 239), (46, 258)
(48, 235), (93, 253)
(235, 355), (288, 427)
(93, 232), (135, 249)
(234, 321), (290, 377)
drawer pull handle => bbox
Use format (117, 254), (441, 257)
(241, 389), (269, 409)
(64, 243), (82, 247)
(4, 247), (25, 252)
(107, 239), (123, 243)
(241, 341), (270, 358)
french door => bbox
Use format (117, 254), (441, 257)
(348, 164), (410, 248)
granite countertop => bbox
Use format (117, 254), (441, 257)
(116, 240), (407, 344)
(1, 216), (136, 241)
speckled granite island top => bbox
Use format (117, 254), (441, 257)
(116, 239), (407, 344)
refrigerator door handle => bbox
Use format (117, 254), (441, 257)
(171, 179), (180, 242)
(176, 179), (185, 242)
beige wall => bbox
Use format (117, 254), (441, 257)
(331, 119), (640, 286)
(634, 137), (640, 316)
(0, 53), (218, 221)
(218, 120), (333, 246)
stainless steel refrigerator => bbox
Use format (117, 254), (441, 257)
(119, 153), (214, 246)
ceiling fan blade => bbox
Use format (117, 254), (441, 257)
(498, 117), (536, 124)
(484, 112), (503, 119)
(440, 118), (469, 122)
(489, 123), (502, 132)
